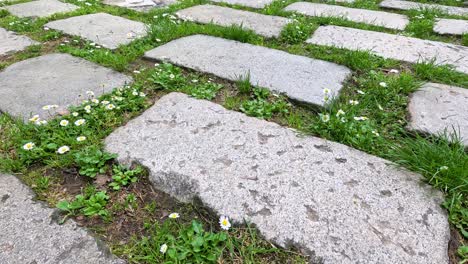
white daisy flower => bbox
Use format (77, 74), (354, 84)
(101, 100), (110, 105)
(439, 166), (449, 171)
(349, 100), (359, 105)
(336, 109), (345, 117)
(42, 105), (51, 110)
(160, 244), (168, 254)
(91, 99), (99, 104)
(106, 104), (116, 110)
(323, 88), (331, 95)
(357, 90), (365, 95)
(57, 146), (70, 154)
(139, 92), (146, 97)
(168, 213), (180, 219)
(72, 112), (79, 117)
(60, 120), (69, 127)
(29, 115), (40, 123)
(132, 91), (139, 96)
(169, 74), (175, 79)
(133, 70), (141, 74)
(379, 82), (387, 88)
(84, 105), (92, 112)
(371, 130), (380, 136)
(353, 116), (368, 121)
(86, 91), (95, 97)
(75, 119), (86, 126)
(76, 136), (86, 142)
(219, 215), (231, 231)
(23, 142), (35, 151)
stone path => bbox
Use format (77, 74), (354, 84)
(176, 4), (292, 38)
(3, 0), (79, 18)
(408, 83), (468, 147)
(105, 92), (450, 264)
(144, 35), (351, 106)
(0, 27), (38, 56)
(0, 53), (131, 121)
(307, 25), (468, 74)
(45, 13), (147, 50)
(284, 2), (409, 30)
(434, 19), (468, 35)
(211, 0), (274, 8)
(379, 0), (468, 16)
(103, 0), (176, 11)
(0, 174), (124, 264)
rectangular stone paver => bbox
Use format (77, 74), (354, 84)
(307, 25), (468, 74)
(408, 83), (468, 147)
(0, 174), (124, 264)
(434, 19), (468, 35)
(0, 53), (131, 121)
(176, 5), (292, 38)
(105, 92), (449, 264)
(144, 35), (351, 106)
(379, 0), (468, 16)
(103, 0), (176, 12)
(211, 0), (274, 8)
(0, 27), (38, 56)
(284, 2), (409, 30)
(45, 13), (147, 50)
(3, 0), (79, 18)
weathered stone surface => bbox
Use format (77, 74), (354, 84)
(408, 83), (468, 147)
(45, 13), (147, 50)
(0, 174), (124, 264)
(211, 0), (274, 8)
(103, 0), (176, 12)
(307, 25), (468, 74)
(105, 92), (449, 264)
(144, 35), (350, 106)
(434, 19), (468, 35)
(0, 27), (38, 56)
(0, 53), (131, 121)
(284, 2), (409, 30)
(380, 0), (468, 16)
(176, 5), (292, 38)
(3, 0), (79, 18)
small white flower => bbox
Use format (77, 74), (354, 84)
(323, 88), (331, 95)
(76, 136), (86, 142)
(192, 79), (198, 83)
(106, 104), (116, 110)
(42, 105), (51, 110)
(84, 105), (92, 111)
(320, 114), (330, 123)
(132, 91), (139, 96)
(160, 244), (168, 254)
(349, 100), (359, 105)
(156, 38), (161, 42)
(389, 69), (399, 74)
(379, 82), (387, 88)
(353, 116), (368, 121)
(357, 90), (365, 95)
(60, 120), (69, 127)
(91, 99), (99, 104)
(371, 130), (380, 136)
(75, 119), (86, 126)
(336, 109), (345, 117)
(169, 74), (175, 79)
(72, 112), (79, 117)
(23, 142), (35, 151)
(57, 145), (70, 154)
(29, 115), (40, 122)
(219, 215), (231, 231)
(37, 120), (48, 126)
(168, 213), (180, 219)
(101, 100), (110, 105)
(439, 166), (449, 171)
(340, 117), (346, 123)
(86, 91), (95, 97)
(139, 92), (146, 97)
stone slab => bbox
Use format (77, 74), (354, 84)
(0, 27), (38, 56)
(176, 5), (292, 38)
(210, 0), (274, 8)
(434, 18), (468, 35)
(284, 2), (409, 30)
(0, 174), (124, 264)
(379, 0), (468, 16)
(3, 0), (79, 18)
(307, 25), (468, 74)
(0, 53), (132, 121)
(105, 92), (450, 264)
(408, 83), (468, 147)
(144, 35), (351, 106)
(103, 0), (176, 12)
(45, 13), (147, 50)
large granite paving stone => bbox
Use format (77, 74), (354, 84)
(0, 174), (124, 264)
(380, 0), (468, 16)
(176, 5), (292, 38)
(408, 83), (468, 147)
(3, 0), (79, 18)
(0, 27), (38, 56)
(307, 25), (468, 74)
(105, 92), (449, 264)
(211, 0), (274, 8)
(0, 53), (132, 121)
(284, 2), (409, 30)
(144, 35), (351, 106)
(45, 13), (147, 50)
(103, 0), (176, 12)
(434, 19), (468, 35)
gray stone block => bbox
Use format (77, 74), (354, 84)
(379, 0), (468, 16)
(210, 0), (274, 8)
(103, 0), (176, 12)
(3, 0), (79, 18)
(0, 53), (132, 121)
(45, 13), (147, 50)
(144, 35), (351, 106)
(105, 92), (450, 264)
(0, 174), (124, 264)
(408, 83), (468, 147)
(0, 27), (38, 56)
(176, 4), (292, 38)
(433, 18), (468, 35)
(284, 2), (409, 30)
(307, 25), (468, 74)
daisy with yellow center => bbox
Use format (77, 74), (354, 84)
(75, 119), (86, 126)
(160, 244), (168, 254)
(23, 142), (35, 151)
(76, 136), (87, 142)
(336, 109), (345, 117)
(60, 120), (69, 127)
(57, 146), (70, 154)
(168, 213), (180, 219)
(320, 114), (330, 123)
(106, 104), (116, 110)
(219, 215), (231, 231)
(72, 112), (79, 117)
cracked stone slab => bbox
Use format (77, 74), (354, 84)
(210, 0), (274, 8)
(0, 53), (132, 121)
(103, 0), (177, 12)
(45, 13), (147, 50)
(0, 27), (38, 56)
(284, 2), (409, 30)
(408, 83), (468, 147)
(0, 174), (124, 264)
(434, 19), (468, 35)
(379, 0), (468, 16)
(3, 0), (79, 18)
(144, 35), (351, 106)
(176, 5), (292, 38)
(307, 25), (468, 74)
(105, 92), (449, 264)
